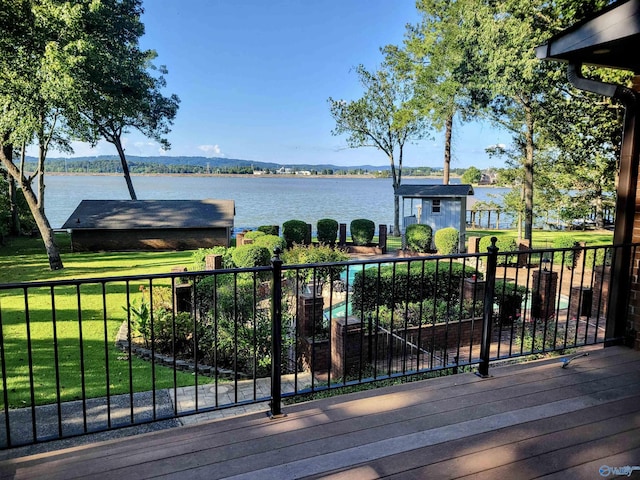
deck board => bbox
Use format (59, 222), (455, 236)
(0, 346), (639, 479)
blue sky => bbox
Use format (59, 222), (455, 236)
(60, 0), (508, 169)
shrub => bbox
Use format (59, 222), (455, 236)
(493, 280), (528, 324)
(478, 235), (518, 265)
(243, 230), (265, 241)
(584, 246), (609, 268)
(552, 234), (579, 268)
(258, 225), (279, 236)
(191, 246), (233, 270)
(282, 243), (349, 288)
(351, 260), (475, 316)
(350, 218), (375, 246)
(283, 219), (309, 248)
(231, 244), (271, 268)
(405, 224), (433, 253)
(253, 234), (286, 253)
(317, 218), (338, 245)
(434, 227), (459, 254)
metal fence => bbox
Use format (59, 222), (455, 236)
(0, 240), (633, 448)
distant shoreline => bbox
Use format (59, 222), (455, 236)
(46, 172), (462, 181)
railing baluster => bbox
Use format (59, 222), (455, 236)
(270, 248), (283, 418)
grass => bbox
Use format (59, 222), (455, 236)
(0, 233), (201, 408)
(467, 228), (613, 249)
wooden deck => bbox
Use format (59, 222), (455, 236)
(0, 345), (639, 479)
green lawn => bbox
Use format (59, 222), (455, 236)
(0, 234), (201, 407)
(466, 228), (614, 249)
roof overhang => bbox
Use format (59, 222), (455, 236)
(535, 0), (640, 72)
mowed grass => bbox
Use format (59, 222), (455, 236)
(467, 228), (614, 248)
(0, 233), (199, 408)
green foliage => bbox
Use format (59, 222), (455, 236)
(350, 218), (375, 246)
(231, 244), (271, 268)
(282, 243), (349, 288)
(351, 260), (473, 316)
(434, 227), (459, 254)
(584, 246), (609, 269)
(283, 219), (309, 248)
(551, 235), (579, 267)
(405, 224), (433, 253)
(317, 218), (339, 245)
(243, 230), (265, 241)
(479, 235), (518, 265)
(191, 246), (233, 270)
(257, 225), (279, 236)
(376, 299), (480, 330)
(461, 166), (482, 184)
(252, 234), (286, 253)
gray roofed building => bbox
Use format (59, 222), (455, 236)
(63, 199), (235, 252)
(395, 184), (474, 198)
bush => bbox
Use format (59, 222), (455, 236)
(317, 218), (338, 245)
(405, 224), (433, 253)
(191, 246), (233, 270)
(231, 244), (271, 268)
(434, 227), (459, 254)
(253, 234), (286, 253)
(258, 225), (279, 236)
(552, 234), (579, 268)
(350, 218), (375, 246)
(283, 219), (309, 248)
(351, 260), (474, 316)
(243, 230), (265, 241)
(478, 235), (518, 265)
(282, 243), (349, 288)
(584, 246), (609, 268)
(494, 280), (528, 324)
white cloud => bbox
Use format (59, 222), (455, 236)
(198, 144), (224, 157)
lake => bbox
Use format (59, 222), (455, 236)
(43, 175), (511, 231)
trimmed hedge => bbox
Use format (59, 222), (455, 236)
(253, 234), (286, 253)
(552, 234), (579, 267)
(257, 225), (279, 236)
(478, 235), (518, 265)
(317, 218), (338, 245)
(350, 218), (375, 246)
(405, 224), (433, 253)
(283, 219), (309, 248)
(435, 227), (459, 254)
(231, 244), (271, 268)
(244, 230), (265, 241)
(351, 260), (474, 316)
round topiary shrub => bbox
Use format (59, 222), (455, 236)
(283, 219), (309, 248)
(258, 225), (279, 236)
(350, 219), (375, 246)
(231, 244), (271, 268)
(405, 224), (433, 253)
(434, 227), (459, 254)
(317, 218), (338, 245)
(253, 234), (287, 253)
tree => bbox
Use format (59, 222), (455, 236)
(461, 166), (482, 184)
(329, 64), (429, 236)
(385, 0), (486, 185)
(64, 0), (180, 200)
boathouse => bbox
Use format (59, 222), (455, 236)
(62, 199), (235, 252)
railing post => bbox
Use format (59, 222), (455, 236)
(478, 237), (498, 378)
(270, 248), (284, 418)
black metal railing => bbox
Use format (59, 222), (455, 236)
(0, 241), (633, 448)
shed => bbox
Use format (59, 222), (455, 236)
(62, 199), (235, 252)
(395, 184), (474, 252)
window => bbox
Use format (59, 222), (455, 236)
(432, 199), (441, 214)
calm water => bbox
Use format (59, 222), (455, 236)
(43, 175), (511, 231)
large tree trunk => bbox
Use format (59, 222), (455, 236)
(390, 153), (401, 236)
(443, 112), (453, 185)
(2, 144), (20, 235)
(0, 145), (63, 270)
(523, 105), (534, 243)
(113, 135), (137, 200)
